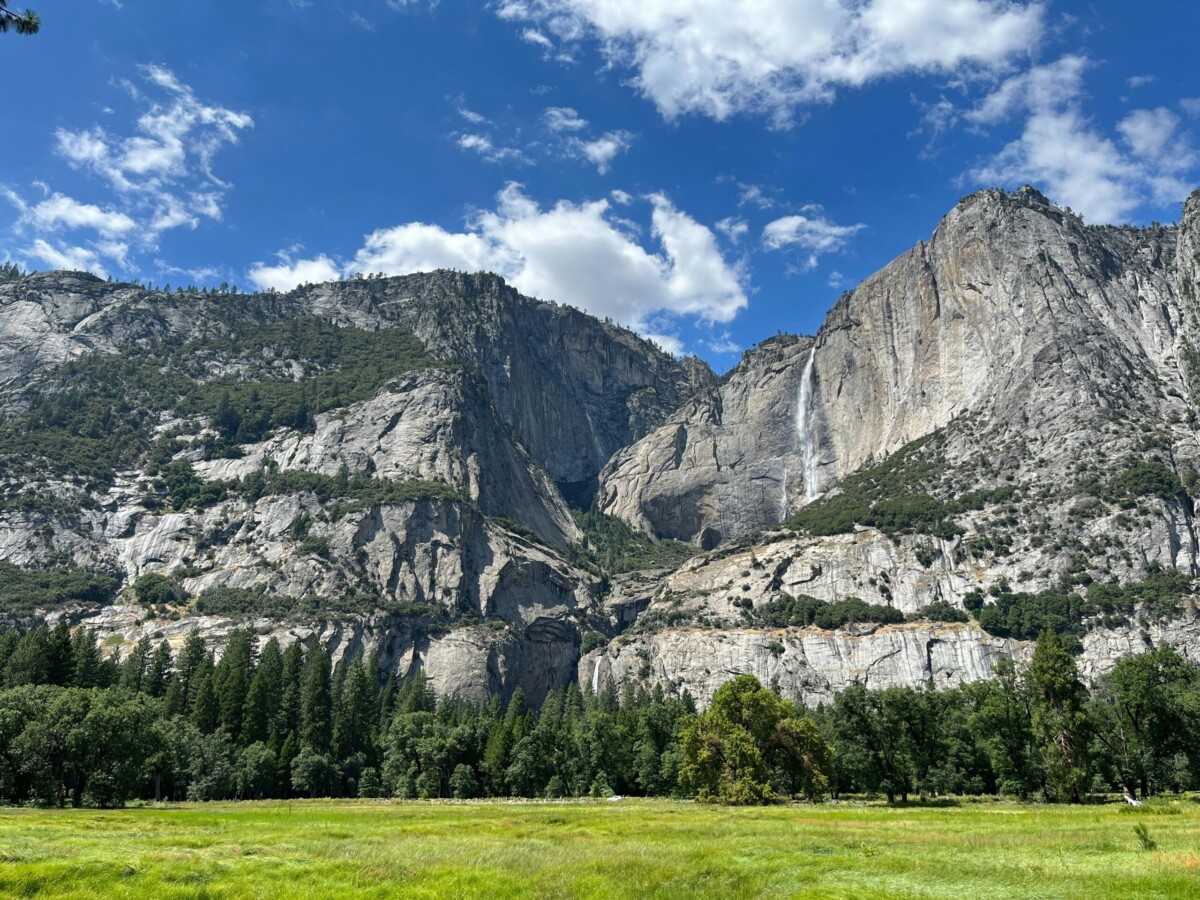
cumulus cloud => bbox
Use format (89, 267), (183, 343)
(250, 183), (747, 330)
(571, 130), (634, 173)
(762, 206), (865, 270)
(4, 65), (252, 276)
(247, 252), (342, 292)
(24, 239), (111, 278)
(715, 216), (749, 243)
(457, 133), (530, 164)
(967, 56), (1197, 222)
(496, 0), (1043, 125)
(543, 106), (589, 131)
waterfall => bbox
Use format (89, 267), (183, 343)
(796, 346), (820, 501)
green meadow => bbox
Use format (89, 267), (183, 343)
(0, 799), (1198, 898)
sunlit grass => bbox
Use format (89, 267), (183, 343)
(0, 798), (1198, 897)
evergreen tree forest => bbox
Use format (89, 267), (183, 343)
(0, 623), (1197, 808)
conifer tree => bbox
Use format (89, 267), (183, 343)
(1029, 629), (1091, 802)
(300, 645), (333, 754)
(0, 2), (38, 35)
(145, 640), (173, 698)
(277, 641), (305, 744)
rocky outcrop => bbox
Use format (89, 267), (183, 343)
(580, 623), (1027, 708)
(294, 272), (708, 483)
(579, 610), (1200, 709)
(600, 188), (1200, 554)
(597, 334), (814, 549)
(194, 367), (579, 546)
(59, 605), (580, 707)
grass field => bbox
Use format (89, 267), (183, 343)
(1, 799), (1198, 898)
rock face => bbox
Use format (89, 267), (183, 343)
(597, 334), (815, 549)
(5, 188), (1200, 707)
(295, 272), (707, 483)
(602, 187), (1200, 549)
(580, 624), (1028, 708)
(579, 613), (1200, 710)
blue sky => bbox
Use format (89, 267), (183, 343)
(2, 1), (1198, 369)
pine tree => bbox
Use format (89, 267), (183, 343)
(192, 670), (220, 734)
(0, 2), (39, 35)
(164, 631), (207, 716)
(335, 654), (378, 764)
(277, 641), (305, 744)
(46, 621), (75, 686)
(4, 626), (49, 686)
(146, 640), (173, 698)
(71, 628), (105, 688)
(214, 629), (256, 742)
(301, 645), (333, 754)
(1029, 629), (1091, 803)
(243, 638), (283, 746)
(120, 636), (153, 693)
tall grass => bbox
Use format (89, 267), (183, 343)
(0, 799), (1198, 898)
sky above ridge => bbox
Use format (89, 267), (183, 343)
(1, 1), (1198, 369)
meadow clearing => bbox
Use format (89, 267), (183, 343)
(1, 798), (1198, 897)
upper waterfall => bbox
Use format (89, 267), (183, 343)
(796, 346), (820, 502)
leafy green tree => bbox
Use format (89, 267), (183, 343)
(967, 659), (1039, 798)
(679, 675), (831, 804)
(1029, 629), (1091, 802)
(291, 746), (338, 798)
(235, 742), (276, 799)
(1089, 646), (1198, 797)
(830, 683), (910, 802)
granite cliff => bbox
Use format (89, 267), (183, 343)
(3, 186), (1199, 707)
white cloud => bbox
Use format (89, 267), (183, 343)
(521, 28), (554, 49)
(644, 333), (685, 356)
(762, 206), (865, 270)
(247, 252), (342, 292)
(544, 106), (589, 131)
(255, 184), (747, 330)
(26, 193), (137, 236)
(24, 239), (110, 278)
(715, 216), (748, 243)
(457, 133), (530, 164)
(911, 95), (958, 159)
(497, 0), (1043, 125)
(1127, 74), (1156, 89)
(705, 332), (740, 354)
(5, 65), (252, 277)
(737, 183), (774, 210)
(1183, 98), (1200, 118)
(967, 57), (1197, 222)
(456, 103), (489, 125)
(609, 189), (633, 205)
(572, 130), (633, 173)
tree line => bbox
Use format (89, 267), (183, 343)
(0, 622), (1196, 807)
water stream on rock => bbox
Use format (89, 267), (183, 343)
(796, 346), (820, 502)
